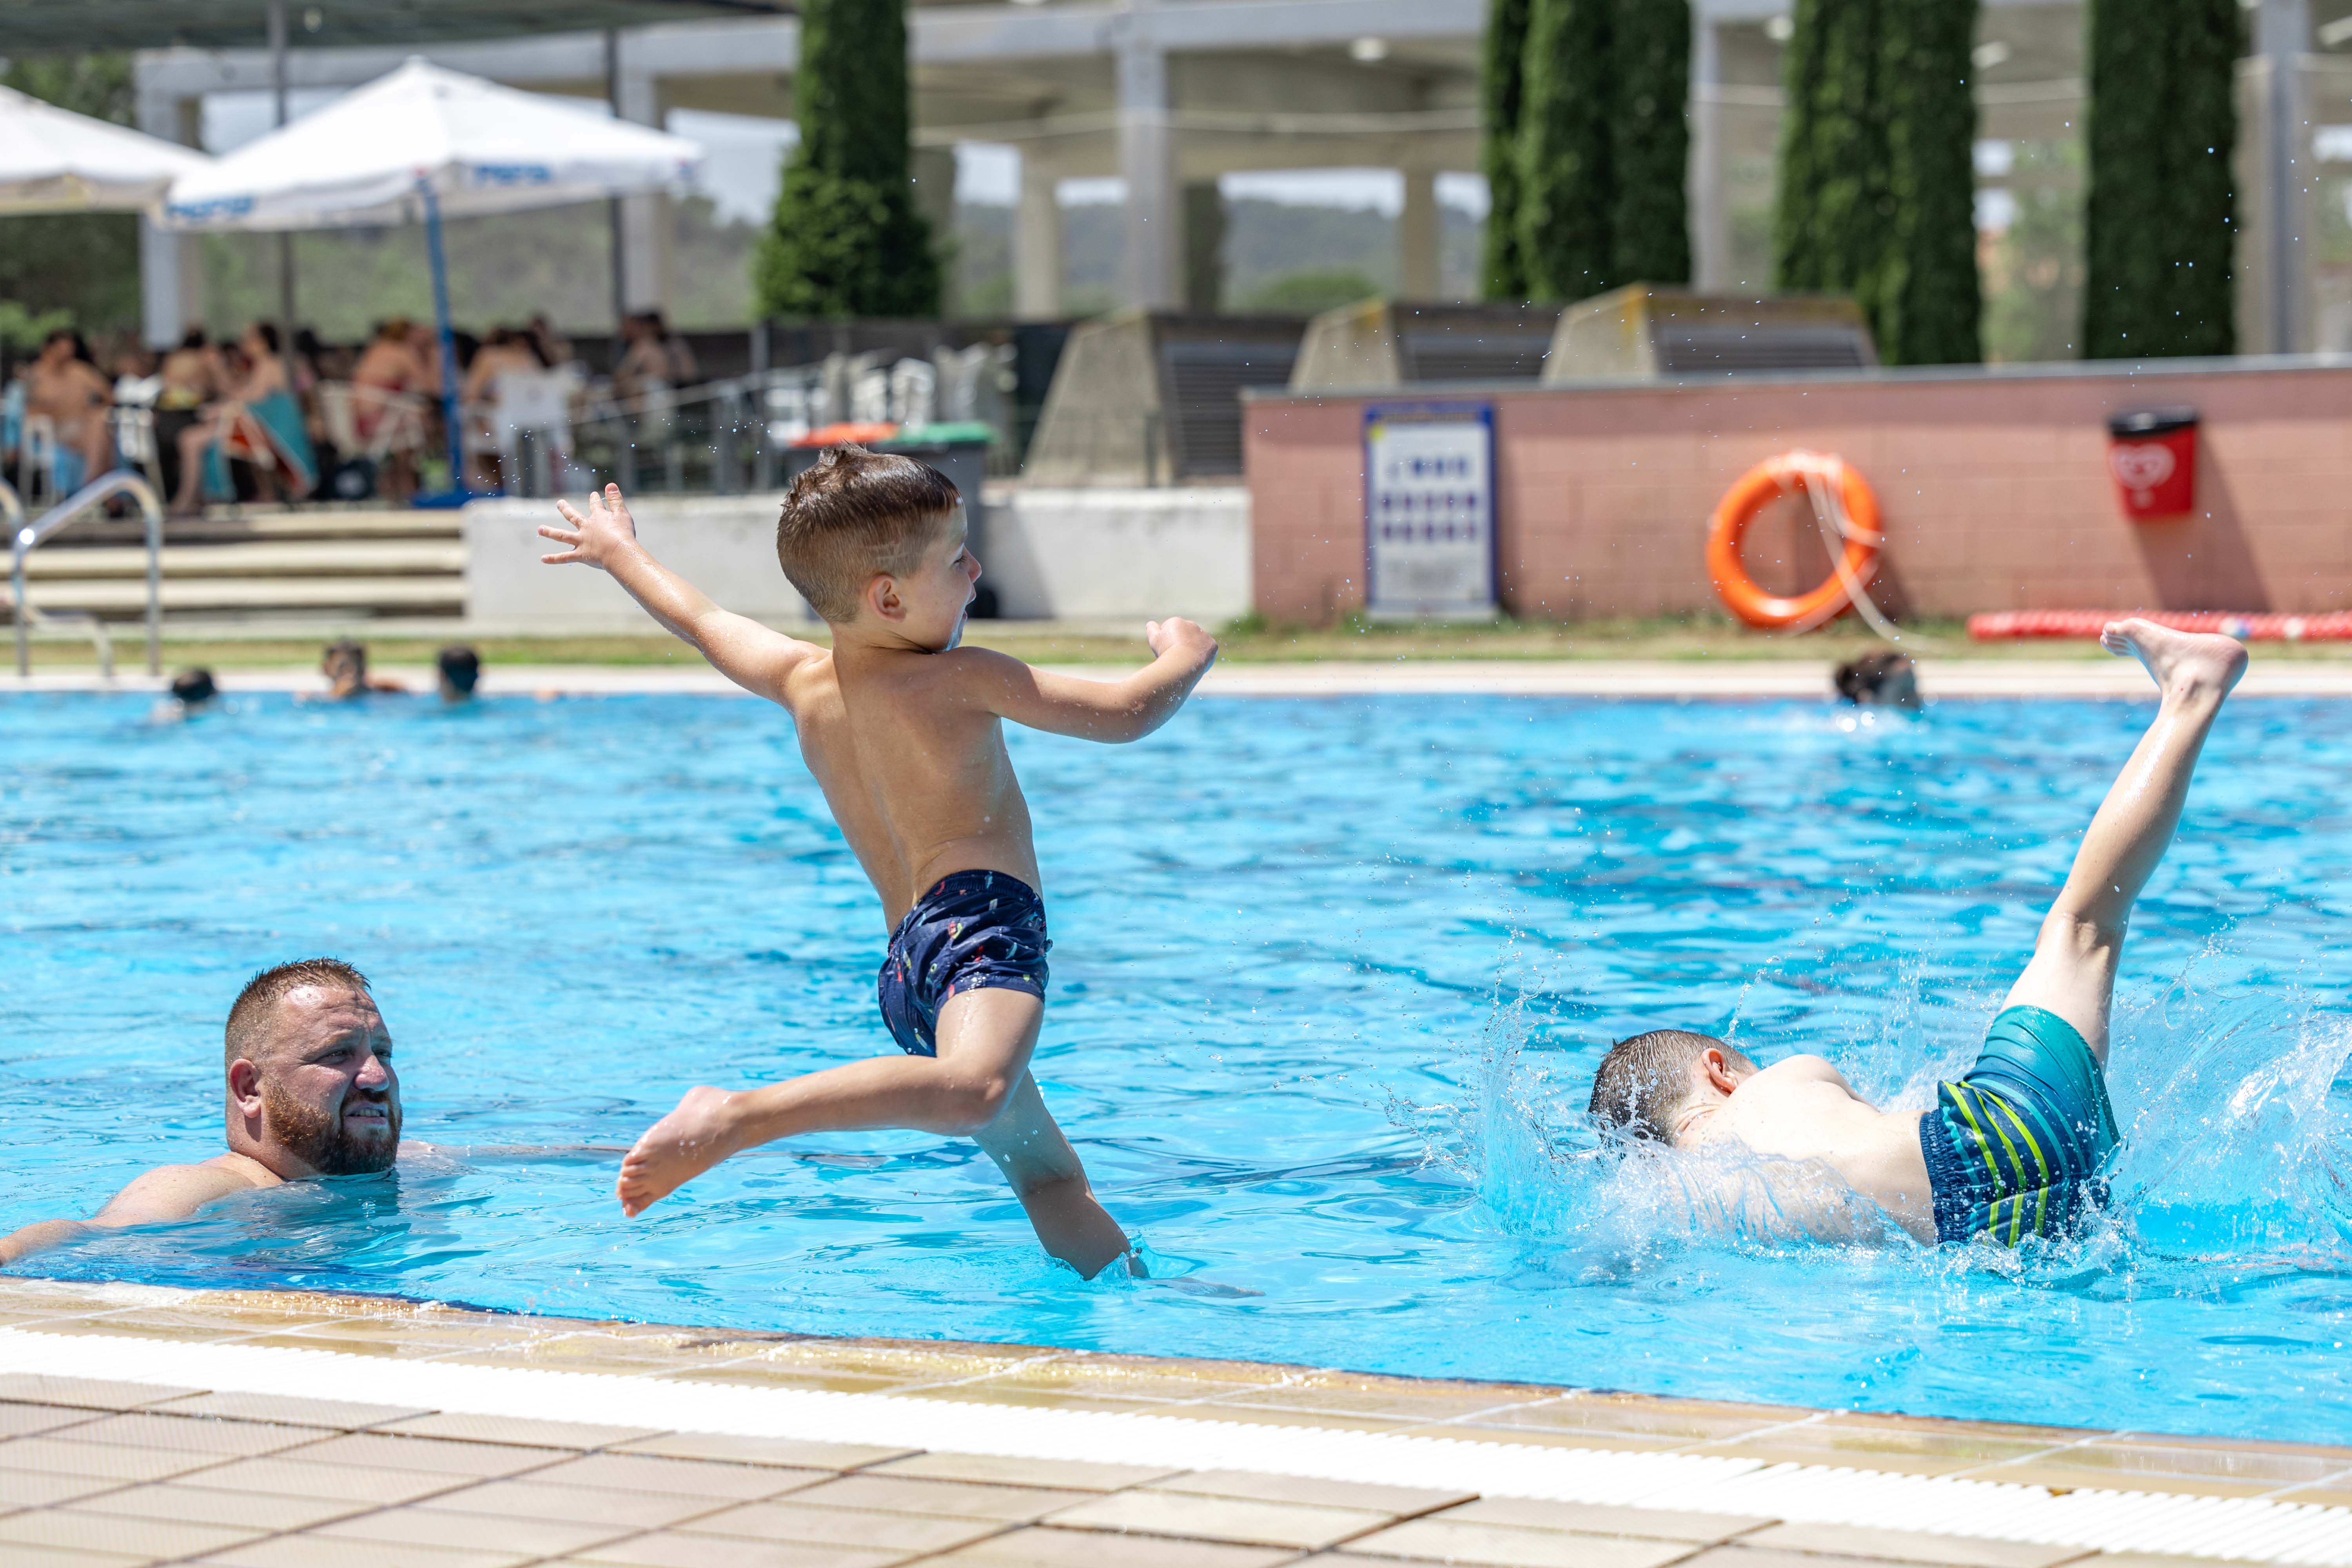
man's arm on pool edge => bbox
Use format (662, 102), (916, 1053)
(0, 1161), (271, 1267)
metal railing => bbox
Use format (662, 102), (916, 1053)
(11, 473), (163, 678)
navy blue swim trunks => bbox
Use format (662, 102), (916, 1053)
(877, 869), (1051, 1058)
(1919, 1004), (2120, 1247)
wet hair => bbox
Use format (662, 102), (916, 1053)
(322, 637), (366, 677)
(775, 445), (961, 622)
(225, 958), (371, 1067)
(1588, 1029), (1744, 1144)
(178, 327), (209, 351)
(437, 643), (480, 695)
(170, 667), (218, 706)
(377, 318), (413, 343)
(250, 322), (280, 355)
(1835, 650), (1918, 707)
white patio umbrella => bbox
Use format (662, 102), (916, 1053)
(159, 58), (703, 497)
(0, 85), (214, 213)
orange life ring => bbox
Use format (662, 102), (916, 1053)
(1706, 452), (1882, 632)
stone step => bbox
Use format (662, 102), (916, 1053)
(19, 541), (466, 580)
(11, 576), (466, 617)
(29, 508), (464, 548)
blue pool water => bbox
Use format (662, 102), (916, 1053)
(3, 689), (2349, 1443)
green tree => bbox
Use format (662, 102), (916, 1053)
(1608, 0), (1692, 286)
(1480, 0), (1535, 299)
(0, 55), (142, 338)
(1775, 0), (1979, 365)
(1516, 0), (1615, 301)
(753, 0), (939, 319)
(2082, 0), (2237, 358)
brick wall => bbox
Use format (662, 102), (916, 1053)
(1243, 362), (2352, 624)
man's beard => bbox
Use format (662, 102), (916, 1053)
(262, 1083), (400, 1175)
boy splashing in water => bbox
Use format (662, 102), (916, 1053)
(541, 454), (1217, 1276)
(1586, 620), (2246, 1247)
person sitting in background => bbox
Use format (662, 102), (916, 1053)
(436, 644), (480, 702)
(350, 319), (428, 505)
(169, 323), (318, 516)
(158, 328), (223, 411)
(462, 328), (549, 491)
(23, 328), (116, 495)
(611, 310), (695, 401)
(320, 638), (407, 700)
(526, 314), (573, 370)
(1835, 649), (1920, 710)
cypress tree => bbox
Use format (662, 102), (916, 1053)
(1608, 0), (1692, 287)
(1775, 0), (1979, 365)
(1516, 0), (1615, 301)
(1481, 0), (1536, 299)
(754, 0), (940, 319)
(2082, 0), (2237, 358)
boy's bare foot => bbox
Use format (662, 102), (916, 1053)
(2101, 618), (2249, 703)
(616, 1085), (742, 1216)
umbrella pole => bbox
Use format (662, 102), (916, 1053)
(269, 0), (299, 461)
(421, 183), (465, 498)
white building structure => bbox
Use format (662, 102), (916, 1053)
(132, 0), (2343, 358)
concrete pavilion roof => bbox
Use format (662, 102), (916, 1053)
(1, 0), (790, 54)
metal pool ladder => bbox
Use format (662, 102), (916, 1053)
(6, 472), (164, 679)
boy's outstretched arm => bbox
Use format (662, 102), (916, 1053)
(540, 483), (815, 701)
(963, 617), (1218, 742)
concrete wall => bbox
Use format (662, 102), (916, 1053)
(1245, 360), (2352, 624)
(466, 487), (1252, 631)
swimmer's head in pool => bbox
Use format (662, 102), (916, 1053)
(225, 958), (402, 1176)
(1588, 1029), (1755, 1146)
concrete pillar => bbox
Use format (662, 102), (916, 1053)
(1115, 10), (1181, 310)
(1399, 169), (1439, 300)
(1015, 153), (1063, 319)
(136, 86), (203, 348)
(1689, 17), (1726, 290)
(616, 63), (671, 315)
(2257, 0), (2310, 353)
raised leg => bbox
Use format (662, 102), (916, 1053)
(2000, 618), (2247, 1061)
(971, 1071), (1138, 1279)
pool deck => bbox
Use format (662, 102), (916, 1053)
(0, 1278), (2345, 1568)
(9, 659), (2352, 699)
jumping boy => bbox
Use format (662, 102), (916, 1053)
(1586, 620), (2246, 1247)
(539, 455), (1218, 1277)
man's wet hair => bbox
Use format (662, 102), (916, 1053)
(1835, 649), (1917, 707)
(170, 667), (218, 706)
(775, 445), (960, 623)
(225, 958), (371, 1067)
(437, 643), (480, 696)
(1588, 1029), (1742, 1144)
(322, 638), (366, 675)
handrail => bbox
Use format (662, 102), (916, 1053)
(12, 472), (163, 679)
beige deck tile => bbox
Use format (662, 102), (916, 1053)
(944, 1524), (1303, 1567)
(66, 1482), (368, 1532)
(748, 1338), (1051, 1383)
(0, 1470), (132, 1510)
(146, 1390), (432, 1430)
(51, 1413), (323, 1457)
(0, 1403), (105, 1439)
(374, 1412), (669, 1449)
(1685, 1448), (1978, 1480)
(52, 1305), (349, 1339)
(887, 1383), (1179, 1416)
(786, 1473), (1096, 1521)
(1674, 1548), (1949, 1568)
(1431, 1501), (1768, 1543)
(2266, 1483), (2352, 1507)
(1145, 1470), (1473, 1516)
(0, 1437), (226, 1484)
(1144, 1404), (1419, 1436)
(647, 1364), (932, 1396)
(422, 1477), (730, 1528)
(1487, 1396), (1813, 1446)
(612, 1431), (915, 1471)
(684, 1497), (1010, 1552)
(285, 1431), (569, 1477)
(0, 1377), (201, 1412)
(948, 1363), (1284, 1405)
(1049, 1352), (1313, 1391)
(871, 1450), (1185, 1491)
(195, 1534), (534, 1568)
(194, 1456), (480, 1504)
(568, 1532), (913, 1568)
(0, 1505), (265, 1560)
(1338, 1521), (1702, 1568)
(1044, 1490), (1392, 1549)
(1950, 1462), (2272, 1501)
(0, 1546), (148, 1568)
(1738, 1523), (2087, 1568)
(314, 1503), (637, 1555)
(1692, 1420), (2075, 1474)
(2073, 1555), (2273, 1568)
(527, 1450), (820, 1499)
(1417, 1423), (1685, 1455)
(2033, 1439), (2348, 1488)
(1809, 1414), (2096, 1451)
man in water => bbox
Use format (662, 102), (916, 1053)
(0, 959), (405, 1266)
(1586, 620), (2246, 1247)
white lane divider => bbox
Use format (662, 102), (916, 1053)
(1, 1328), (2347, 1566)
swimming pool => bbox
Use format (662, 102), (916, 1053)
(2, 689), (2347, 1444)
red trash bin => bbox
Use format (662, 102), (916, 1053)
(2106, 407), (2198, 519)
